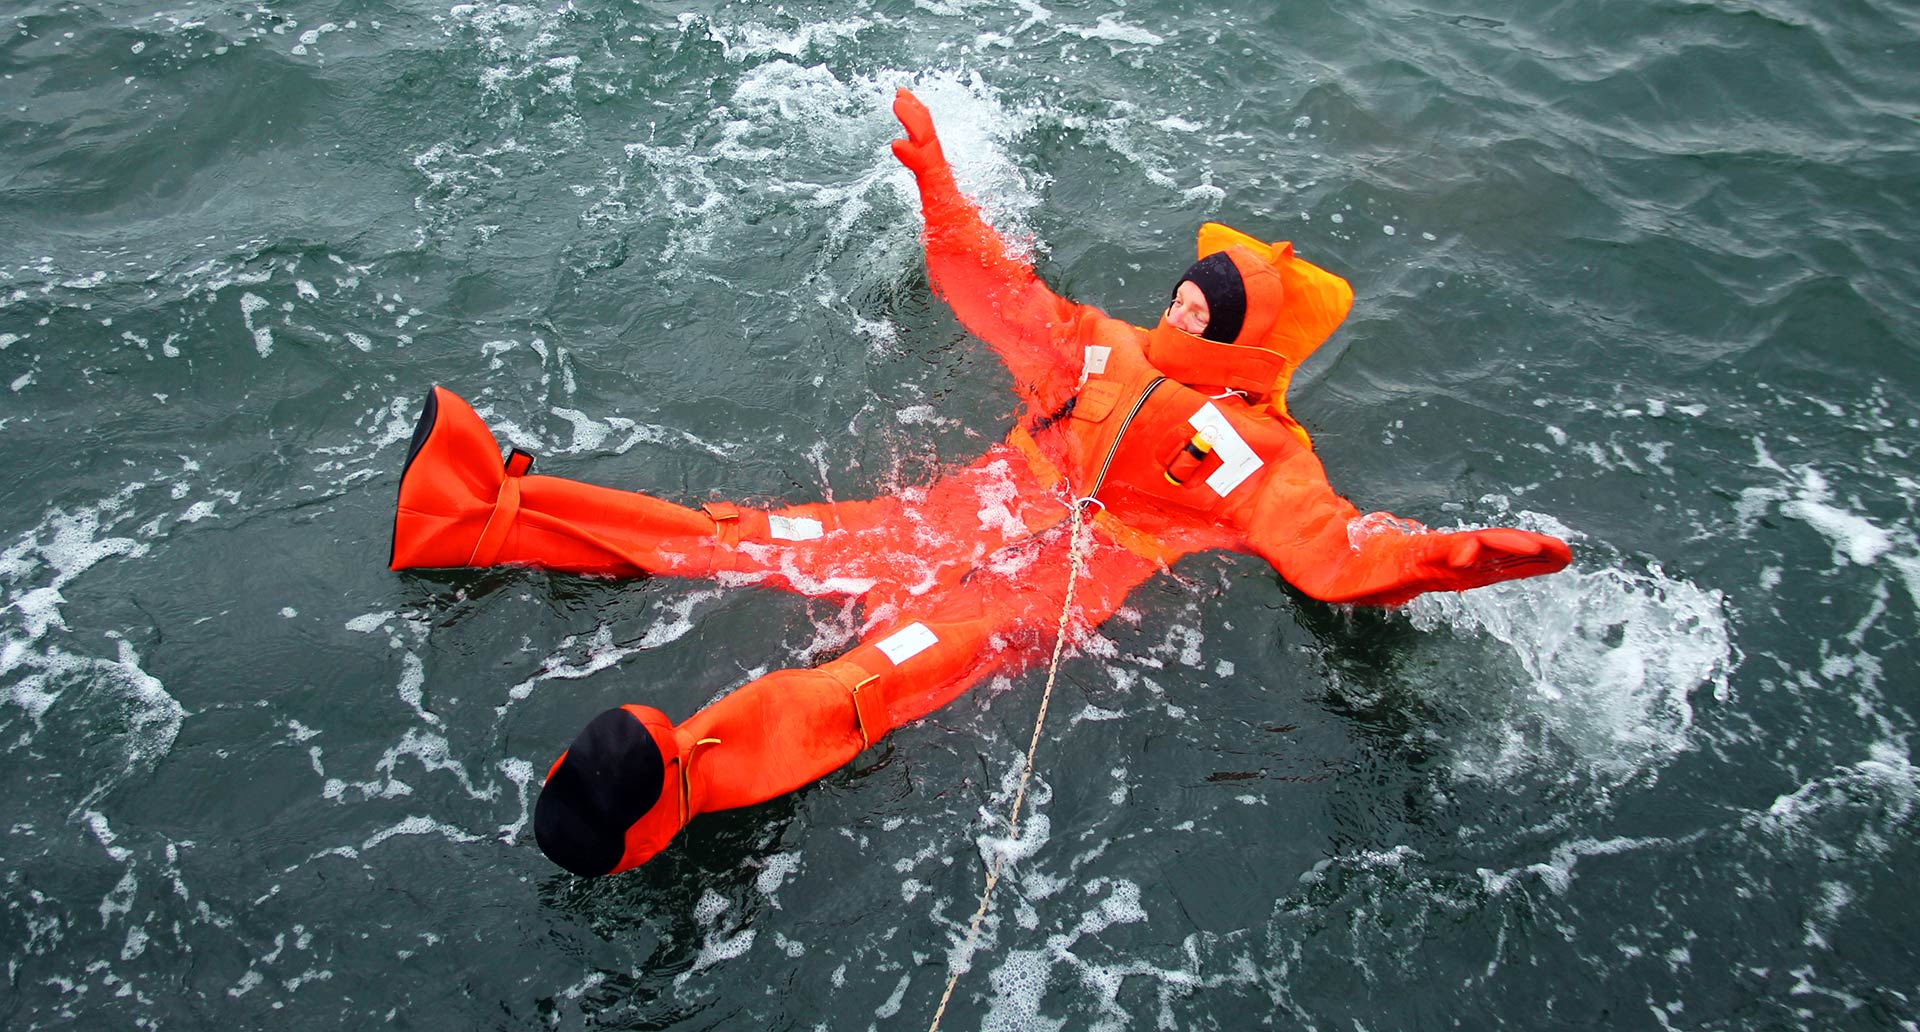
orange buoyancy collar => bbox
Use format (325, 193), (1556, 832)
(1143, 225), (1357, 402)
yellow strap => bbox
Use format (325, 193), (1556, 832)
(848, 674), (882, 750)
(701, 501), (747, 555)
(1090, 508), (1180, 567)
(676, 738), (723, 829)
(677, 758), (688, 829)
(1005, 424), (1066, 495)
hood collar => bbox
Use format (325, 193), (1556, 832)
(1145, 245), (1289, 395)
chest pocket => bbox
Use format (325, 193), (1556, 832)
(1071, 380), (1125, 424)
(1111, 398), (1270, 520)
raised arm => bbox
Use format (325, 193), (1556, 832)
(890, 89), (1086, 412)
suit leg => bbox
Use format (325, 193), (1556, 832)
(533, 523), (1162, 874)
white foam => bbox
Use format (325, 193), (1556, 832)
(549, 406), (610, 452)
(1182, 181), (1225, 206)
(376, 727), (496, 801)
(359, 815), (482, 852)
(1758, 739), (1917, 851)
(617, 55), (1043, 282)
(978, 878), (1154, 1032)
(676, 888), (756, 983)
(122, 924), (150, 960)
(1780, 467), (1893, 566)
(2, 489), (166, 740)
(969, 458), (1033, 540)
(504, 594), (718, 703)
(394, 650), (437, 725)
(677, 928), (756, 983)
(977, 793), (1052, 871)
(1060, 13), (1164, 46)
(1407, 545), (1732, 783)
(239, 292), (273, 356)
(1157, 623), (1203, 668)
(1803, 881), (1853, 949)
(982, 949), (1063, 1032)
(84, 810), (133, 863)
(1070, 704), (1124, 726)
(1788, 965), (1867, 1011)
(344, 611), (395, 634)
(1478, 834), (1692, 897)
(7, 629), (183, 795)
(729, 544), (881, 599)
(755, 851), (802, 903)
(895, 404), (951, 427)
(601, 416), (739, 459)
(694, 13), (871, 61)
(99, 868), (137, 926)
(693, 888), (730, 925)
(10, 586), (68, 641)
(1739, 453), (1920, 608)
(2, 503), (148, 626)
(495, 757), (536, 842)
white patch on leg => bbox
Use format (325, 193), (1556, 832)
(874, 623), (938, 666)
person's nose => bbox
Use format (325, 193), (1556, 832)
(1168, 301), (1199, 333)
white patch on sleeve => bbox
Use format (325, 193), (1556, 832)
(1080, 345), (1111, 386)
(768, 515), (824, 541)
(1188, 402), (1264, 496)
(874, 623), (938, 666)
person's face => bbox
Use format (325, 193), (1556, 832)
(1166, 280), (1210, 336)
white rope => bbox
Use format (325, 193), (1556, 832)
(927, 500), (1094, 1032)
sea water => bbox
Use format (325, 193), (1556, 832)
(3, 0), (1917, 1028)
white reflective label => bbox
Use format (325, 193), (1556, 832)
(875, 622), (938, 666)
(768, 515), (824, 541)
(1080, 345), (1112, 386)
(1188, 402), (1264, 496)
(1083, 345), (1111, 376)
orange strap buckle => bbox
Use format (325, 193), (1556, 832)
(468, 449), (535, 566)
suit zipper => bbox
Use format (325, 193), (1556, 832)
(1083, 376), (1168, 502)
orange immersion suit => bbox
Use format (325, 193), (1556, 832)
(388, 89), (1571, 877)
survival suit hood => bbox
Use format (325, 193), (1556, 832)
(1145, 222), (1357, 403)
(1173, 251), (1249, 345)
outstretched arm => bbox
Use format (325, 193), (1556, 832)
(1239, 447), (1572, 607)
(891, 88), (1085, 413)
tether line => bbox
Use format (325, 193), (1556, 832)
(927, 498), (1095, 1032)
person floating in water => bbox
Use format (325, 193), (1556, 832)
(388, 89), (1572, 877)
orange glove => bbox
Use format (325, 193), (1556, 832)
(890, 88), (952, 181)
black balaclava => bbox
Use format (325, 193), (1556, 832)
(535, 707), (666, 877)
(1170, 252), (1248, 345)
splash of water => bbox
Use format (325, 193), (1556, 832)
(1406, 553), (1733, 785)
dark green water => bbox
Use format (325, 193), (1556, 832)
(4, 0), (1917, 1027)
